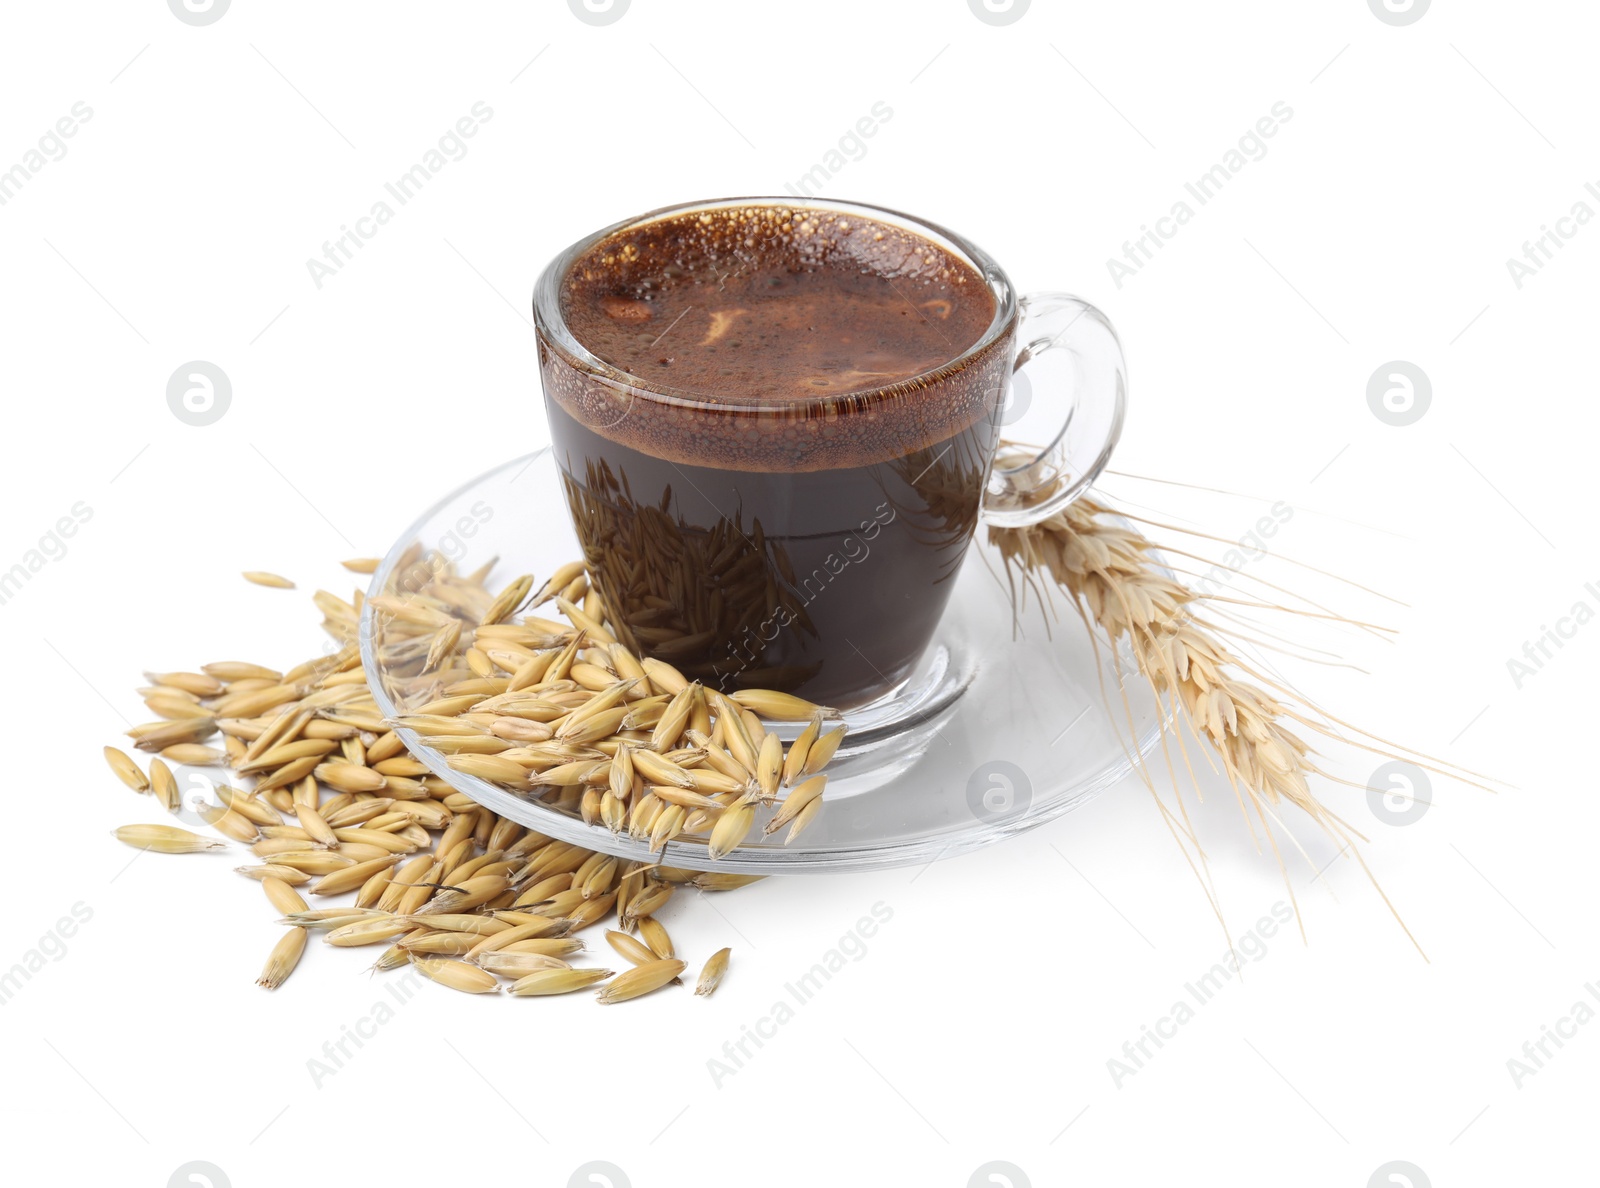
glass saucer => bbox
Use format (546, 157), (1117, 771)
(358, 451), (1164, 874)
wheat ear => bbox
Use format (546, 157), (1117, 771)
(989, 472), (1492, 957)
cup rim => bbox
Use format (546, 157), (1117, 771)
(531, 195), (1018, 414)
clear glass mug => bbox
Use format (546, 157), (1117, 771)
(532, 197), (1125, 710)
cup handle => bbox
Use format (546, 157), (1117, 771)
(981, 291), (1127, 528)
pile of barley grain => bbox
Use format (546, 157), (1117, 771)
(102, 555), (842, 1001)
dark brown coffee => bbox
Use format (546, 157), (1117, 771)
(561, 216), (993, 404)
(539, 205), (1012, 708)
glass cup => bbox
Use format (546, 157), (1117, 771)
(532, 197), (1125, 711)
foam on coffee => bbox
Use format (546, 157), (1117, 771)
(543, 204), (1009, 472)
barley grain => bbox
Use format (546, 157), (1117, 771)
(605, 930), (657, 966)
(244, 571), (296, 589)
(509, 967), (612, 996)
(730, 689), (839, 721)
(113, 824), (225, 853)
(802, 725), (846, 775)
(262, 876), (308, 916)
(413, 957), (500, 995)
(755, 731), (783, 802)
(272, 851), (356, 875)
(194, 802), (260, 844)
(595, 959), (685, 1004)
(103, 747), (149, 793)
(636, 916), (674, 960)
(782, 716), (821, 787)
(257, 928), (307, 989)
(691, 873), (765, 891)
(477, 950), (572, 977)
(765, 775), (827, 836)
(158, 744), (226, 766)
(707, 802), (757, 860)
(326, 916), (410, 947)
(695, 947), (731, 997)
(236, 864), (311, 885)
(310, 854), (404, 896)
(203, 661), (282, 683)
(146, 671), (226, 697)
(131, 718), (219, 752)
(785, 796), (823, 843)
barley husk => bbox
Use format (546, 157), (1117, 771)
(412, 956), (500, 995)
(243, 571), (296, 589)
(636, 916), (674, 961)
(103, 747), (149, 793)
(730, 689), (838, 721)
(113, 824), (226, 854)
(605, 930), (657, 966)
(595, 959), (685, 1004)
(262, 876), (308, 916)
(509, 967), (613, 996)
(257, 928), (307, 989)
(695, 947), (731, 996)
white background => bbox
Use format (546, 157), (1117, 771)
(1, 2), (1594, 1186)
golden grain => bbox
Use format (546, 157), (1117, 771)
(159, 743), (226, 766)
(695, 947), (731, 996)
(131, 718), (219, 753)
(447, 754), (530, 786)
(103, 746), (149, 793)
(729, 689), (838, 721)
(636, 916), (674, 961)
(413, 874), (509, 915)
(262, 876), (308, 916)
(309, 854), (404, 896)
(257, 928), (307, 989)
(785, 796), (823, 843)
(331, 827), (416, 854)
(782, 716), (821, 787)
(314, 762), (387, 794)
(203, 661), (282, 682)
(281, 907), (385, 926)
(640, 657), (688, 696)
(480, 574), (534, 628)
(355, 864), (395, 908)
(144, 693), (214, 720)
(244, 571), (296, 589)
(595, 958), (685, 1004)
(765, 774), (827, 836)
(236, 863), (311, 885)
(604, 929), (658, 966)
(802, 725), (846, 776)
(707, 801), (757, 860)
(691, 872), (765, 891)
(272, 851), (355, 875)
(400, 931), (481, 956)
(218, 786), (283, 827)
(631, 749), (695, 789)
(97, 553), (858, 1003)
(146, 670), (226, 697)
(509, 967), (613, 996)
(412, 956), (500, 995)
(755, 731), (783, 802)
(194, 802), (261, 844)
(477, 952), (573, 978)
(563, 894), (615, 932)
(295, 804), (339, 848)
(113, 824), (226, 853)
(621, 882), (672, 926)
